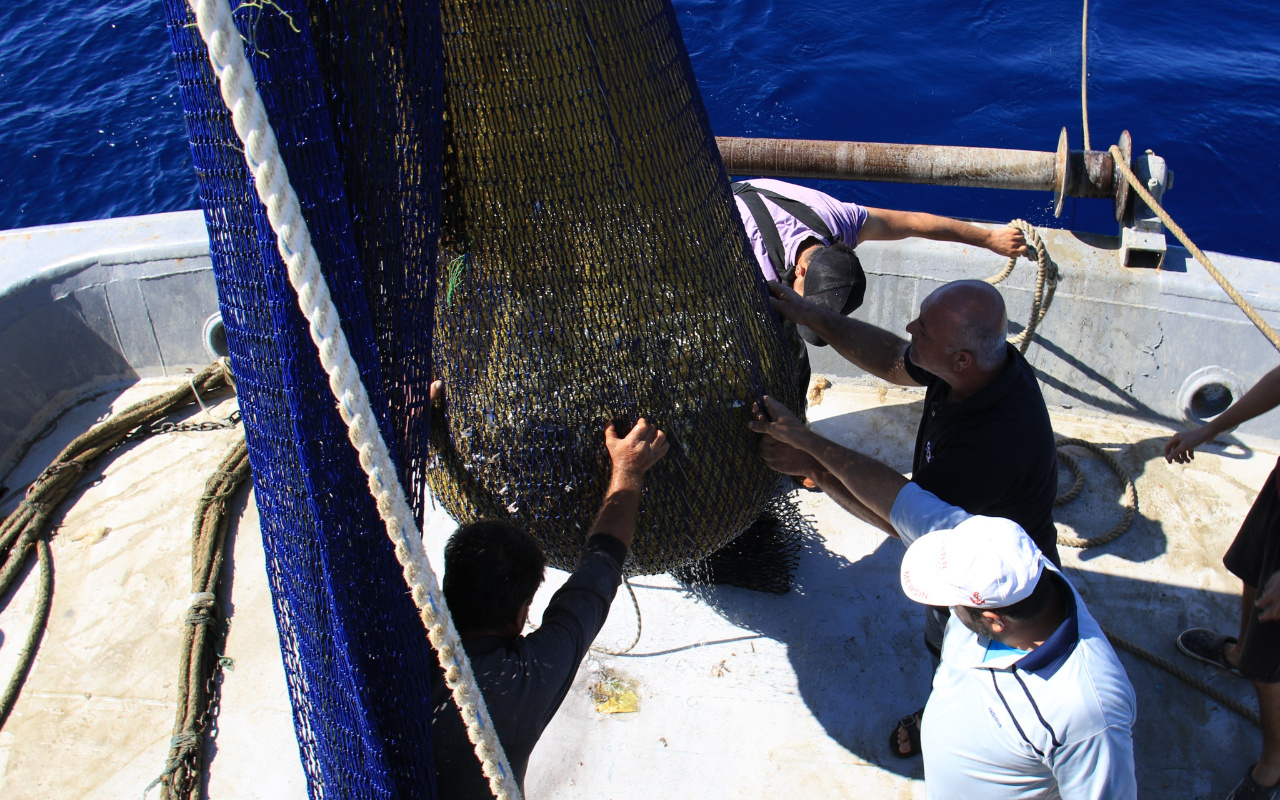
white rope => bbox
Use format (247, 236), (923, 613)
(182, 3), (521, 798)
(1080, 0), (1091, 151)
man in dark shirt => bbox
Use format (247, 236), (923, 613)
(431, 416), (669, 798)
(761, 278), (1059, 756)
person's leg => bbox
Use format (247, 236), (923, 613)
(1236, 579), (1280, 790)
(1224, 584), (1256, 669)
(1254, 679), (1280, 788)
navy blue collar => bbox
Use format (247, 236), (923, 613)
(1013, 571), (1079, 677)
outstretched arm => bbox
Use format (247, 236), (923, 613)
(749, 396), (908, 524)
(1166, 364), (1280, 464)
(859, 208), (1028, 259)
(767, 282), (920, 387)
(756, 437), (897, 535)
(591, 418), (669, 549)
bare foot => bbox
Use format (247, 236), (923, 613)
(1224, 641), (1242, 669)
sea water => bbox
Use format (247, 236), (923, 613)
(2, 0), (1277, 261)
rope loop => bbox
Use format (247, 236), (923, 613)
(985, 220), (1059, 354)
(1053, 437), (1137, 549)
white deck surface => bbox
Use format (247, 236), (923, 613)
(0, 375), (1273, 799)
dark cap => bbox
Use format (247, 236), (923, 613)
(796, 245), (866, 346)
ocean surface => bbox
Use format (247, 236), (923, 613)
(2, 0), (1278, 261)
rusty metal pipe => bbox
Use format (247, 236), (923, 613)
(716, 130), (1127, 218)
(717, 136), (1057, 191)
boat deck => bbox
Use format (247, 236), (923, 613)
(0, 375), (1270, 799)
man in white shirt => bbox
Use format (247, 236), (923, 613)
(749, 395), (1137, 799)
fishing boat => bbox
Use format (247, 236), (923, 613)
(2, 2), (1278, 799)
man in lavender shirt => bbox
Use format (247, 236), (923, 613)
(733, 179), (1027, 398)
(734, 178), (1027, 287)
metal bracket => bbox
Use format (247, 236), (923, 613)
(1119, 149), (1172, 269)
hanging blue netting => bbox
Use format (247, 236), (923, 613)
(162, 1), (442, 798)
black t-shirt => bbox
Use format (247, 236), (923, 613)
(904, 344), (1061, 566)
(431, 535), (626, 798)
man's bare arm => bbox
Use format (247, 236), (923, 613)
(767, 282), (919, 387)
(812, 468), (898, 536)
(859, 208), (1028, 259)
(757, 436), (897, 536)
(750, 397), (908, 523)
(593, 418), (669, 549)
(1166, 363), (1280, 464)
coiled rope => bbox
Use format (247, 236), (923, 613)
(987, 192), (1259, 722)
(183, 1), (520, 796)
(984, 219), (1059, 354)
(1054, 437), (1137, 549)
(1052, 439), (1260, 726)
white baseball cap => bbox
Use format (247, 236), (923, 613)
(900, 516), (1044, 608)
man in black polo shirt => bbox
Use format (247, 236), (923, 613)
(762, 278), (1059, 756)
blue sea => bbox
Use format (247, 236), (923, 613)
(2, 0), (1278, 261)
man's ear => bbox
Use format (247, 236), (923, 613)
(950, 349), (974, 373)
(507, 600), (533, 637)
(982, 610), (1006, 634)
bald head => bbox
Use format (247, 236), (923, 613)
(921, 280), (1009, 372)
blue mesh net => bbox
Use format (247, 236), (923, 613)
(162, 2), (441, 798)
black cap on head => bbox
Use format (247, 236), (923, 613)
(797, 245), (866, 346)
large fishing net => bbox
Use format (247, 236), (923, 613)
(426, 0), (801, 575)
(163, 0), (801, 796)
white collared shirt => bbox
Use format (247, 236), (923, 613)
(890, 483), (1138, 800)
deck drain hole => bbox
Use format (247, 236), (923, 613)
(1190, 383), (1232, 419)
(1177, 366), (1244, 427)
(203, 313), (228, 359)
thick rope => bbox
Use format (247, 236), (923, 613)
(1092, 138), (1280, 730)
(147, 437), (251, 800)
(182, 2), (520, 796)
(0, 538), (52, 729)
(985, 220), (1059, 354)
(1053, 449), (1085, 506)
(1080, 0), (1091, 151)
(1110, 144), (1280, 354)
(1054, 437), (1137, 549)
(0, 361), (235, 732)
(1105, 628), (1260, 727)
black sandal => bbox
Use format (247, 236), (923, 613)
(1176, 628), (1242, 677)
(889, 708), (923, 759)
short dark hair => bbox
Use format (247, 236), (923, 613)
(443, 520), (546, 634)
(995, 572), (1057, 620)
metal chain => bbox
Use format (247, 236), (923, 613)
(119, 409), (242, 446)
